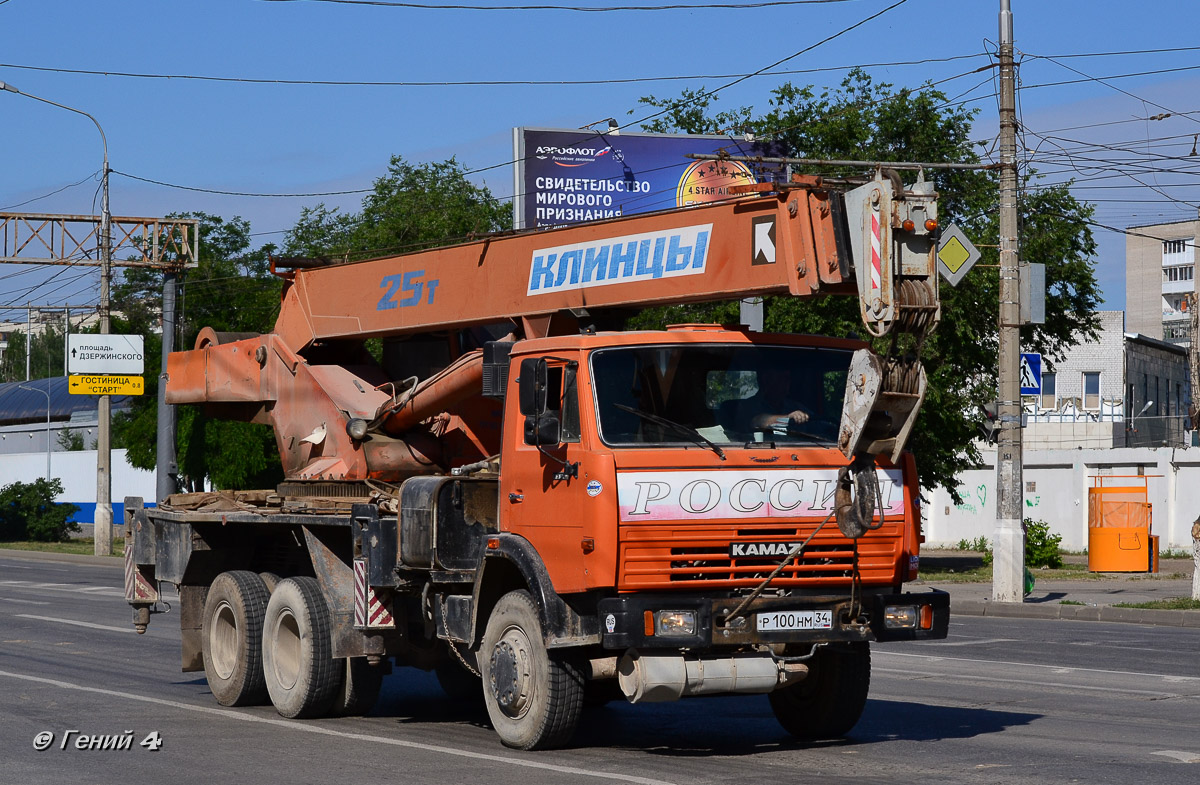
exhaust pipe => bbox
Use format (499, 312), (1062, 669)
(616, 651), (805, 703)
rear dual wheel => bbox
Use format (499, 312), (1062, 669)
(201, 571), (271, 706)
(262, 577), (340, 718)
(204, 572), (383, 718)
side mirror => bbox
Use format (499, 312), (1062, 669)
(524, 414), (562, 446)
(518, 358), (549, 416)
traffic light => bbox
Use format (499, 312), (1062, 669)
(979, 401), (999, 443)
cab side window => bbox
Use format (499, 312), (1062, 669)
(547, 364), (581, 443)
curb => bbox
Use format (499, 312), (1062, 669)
(953, 598), (1200, 628)
(0, 547), (123, 569)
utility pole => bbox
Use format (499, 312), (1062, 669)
(156, 272), (179, 501)
(25, 304), (31, 381)
(96, 151), (113, 556)
(993, 0), (1025, 602)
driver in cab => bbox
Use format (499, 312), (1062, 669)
(739, 369), (811, 435)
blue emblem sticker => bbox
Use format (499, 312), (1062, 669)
(586, 480), (603, 497)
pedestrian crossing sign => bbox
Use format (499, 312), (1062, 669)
(1020, 353), (1042, 395)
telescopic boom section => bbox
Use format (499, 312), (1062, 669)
(165, 176), (939, 482)
(272, 186), (851, 352)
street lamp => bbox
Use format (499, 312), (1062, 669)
(17, 382), (52, 482)
(1, 80), (114, 556)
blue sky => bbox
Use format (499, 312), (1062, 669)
(3, 0), (1199, 320)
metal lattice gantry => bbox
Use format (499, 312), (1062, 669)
(0, 212), (200, 269)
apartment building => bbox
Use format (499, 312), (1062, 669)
(1125, 213), (1198, 345)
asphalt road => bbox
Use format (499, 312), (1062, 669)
(2, 554), (1199, 784)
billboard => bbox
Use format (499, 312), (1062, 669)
(513, 127), (780, 230)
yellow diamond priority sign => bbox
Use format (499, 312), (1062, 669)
(69, 375), (144, 396)
(936, 223), (981, 287)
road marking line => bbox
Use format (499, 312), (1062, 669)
(14, 615), (135, 634)
(1152, 750), (1200, 763)
(875, 667), (1200, 698)
(931, 638), (1018, 647)
(0, 669), (678, 785)
(878, 650), (1200, 682)
(1, 598), (50, 605)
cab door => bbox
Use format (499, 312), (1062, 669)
(502, 356), (608, 593)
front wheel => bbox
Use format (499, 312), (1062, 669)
(479, 590), (583, 750)
(768, 642), (870, 740)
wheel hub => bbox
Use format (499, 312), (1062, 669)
(489, 630), (533, 718)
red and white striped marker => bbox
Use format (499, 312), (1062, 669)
(123, 541), (157, 602)
(353, 558), (394, 629)
(870, 207), (882, 292)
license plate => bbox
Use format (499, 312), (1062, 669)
(757, 610), (832, 632)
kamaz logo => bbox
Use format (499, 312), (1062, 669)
(730, 542), (801, 558)
(527, 224), (711, 295)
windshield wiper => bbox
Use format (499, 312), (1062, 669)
(612, 404), (726, 460)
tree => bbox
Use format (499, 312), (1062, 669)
(632, 71), (1101, 497)
(111, 213), (284, 492)
(0, 323), (68, 383)
(56, 428), (86, 451)
(0, 478), (80, 542)
(286, 156), (511, 260)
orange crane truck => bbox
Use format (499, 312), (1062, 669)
(124, 170), (949, 750)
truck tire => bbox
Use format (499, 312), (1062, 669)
(332, 657), (384, 716)
(479, 590), (584, 750)
(258, 572), (282, 594)
(768, 642), (871, 740)
(262, 577), (339, 719)
(201, 570), (270, 707)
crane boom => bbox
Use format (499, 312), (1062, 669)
(166, 174), (939, 482)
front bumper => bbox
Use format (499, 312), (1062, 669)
(596, 589), (949, 649)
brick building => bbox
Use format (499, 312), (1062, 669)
(1023, 310), (1189, 448)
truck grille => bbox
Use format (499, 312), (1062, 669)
(617, 518), (902, 591)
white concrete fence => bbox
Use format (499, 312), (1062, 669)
(924, 446), (1200, 552)
(0, 449), (156, 525)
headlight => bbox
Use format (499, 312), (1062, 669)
(883, 605), (918, 629)
(655, 610), (697, 636)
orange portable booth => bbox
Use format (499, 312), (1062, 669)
(1087, 475), (1158, 573)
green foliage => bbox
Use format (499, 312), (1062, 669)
(111, 212), (283, 491)
(285, 156), (511, 260)
(634, 71), (1101, 498)
(957, 536), (990, 552)
(1023, 518), (1064, 568)
(0, 324), (67, 384)
(56, 428), (86, 451)
(0, 478), (80, 542)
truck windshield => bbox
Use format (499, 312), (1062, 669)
(590, 344), (853, 448)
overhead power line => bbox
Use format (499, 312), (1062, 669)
(112, 170), (373, 198)
(257, 0), (860, 11)
(0, 53), (985, 88)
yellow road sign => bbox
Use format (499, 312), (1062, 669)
(936, 223), (982, 287)
(939, 235), (972, 273)
(69, 375), (144, 396)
